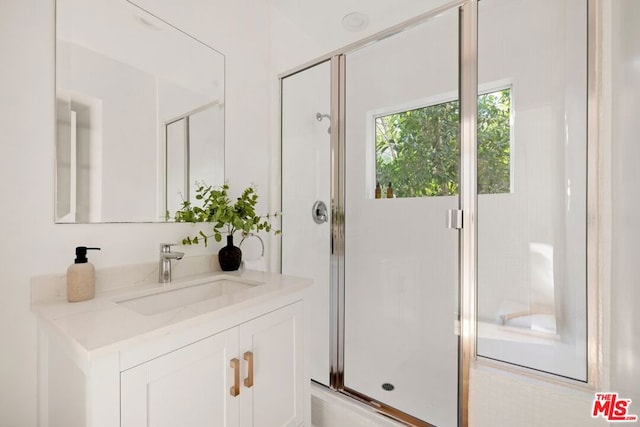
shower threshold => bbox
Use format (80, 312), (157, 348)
(311, 382), (436, 427)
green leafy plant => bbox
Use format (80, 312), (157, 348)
(375, 88), (511, 198)
(174, 183), (280, 247)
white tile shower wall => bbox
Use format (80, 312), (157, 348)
(0, 0), (272, 424)
(470, 367), (608, 427)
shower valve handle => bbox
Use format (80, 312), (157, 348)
(312, 201), (328, 224)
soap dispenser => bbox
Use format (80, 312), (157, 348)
(67, 246), (101, 302)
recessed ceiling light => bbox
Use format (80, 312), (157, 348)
(342, 12), (369, 32)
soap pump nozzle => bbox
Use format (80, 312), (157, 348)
(74, 246), (101, 264)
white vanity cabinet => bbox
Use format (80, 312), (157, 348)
(33, 270), (311, 427)
(121, 331), (232, 426)
(121, 302), (304, 427)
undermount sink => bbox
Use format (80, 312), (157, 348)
(116, 276), (261, 316)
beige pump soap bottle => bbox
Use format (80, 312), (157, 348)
(67, 246), (101, 302)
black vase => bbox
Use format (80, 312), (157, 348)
(218, 234), (242, 271)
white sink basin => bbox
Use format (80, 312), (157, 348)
(116, 277), (260, 316)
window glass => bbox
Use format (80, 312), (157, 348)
(375, 88), (511, 198)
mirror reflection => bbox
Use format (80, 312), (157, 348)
(55, 0), (225, 223)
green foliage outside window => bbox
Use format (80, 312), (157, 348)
(375, 88), (511, 198)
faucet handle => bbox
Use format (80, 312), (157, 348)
(160, 243), (178, 253)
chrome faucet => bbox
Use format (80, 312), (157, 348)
(159, 243), (184, 283)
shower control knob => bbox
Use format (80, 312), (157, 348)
(312, 200), (328, 224)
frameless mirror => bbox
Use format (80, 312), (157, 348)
(55, 0), (225, 223)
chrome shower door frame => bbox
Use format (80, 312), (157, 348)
(326, 1), (473, 426)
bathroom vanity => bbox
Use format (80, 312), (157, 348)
(32, 266), (311, 427)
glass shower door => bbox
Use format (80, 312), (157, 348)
(343, 8), (460, 426)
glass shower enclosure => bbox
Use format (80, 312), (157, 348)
(282, 5), (462, 426)
(281, 0), (591, 425)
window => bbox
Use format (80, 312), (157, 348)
(375, 88), (511, 198)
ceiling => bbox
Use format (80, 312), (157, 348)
(270, 0), (454, 50)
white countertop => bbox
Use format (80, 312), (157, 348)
(32, 268), (311, 364)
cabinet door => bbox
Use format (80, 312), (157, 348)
(121, 331), (239, 427)
(239, 302), (304, 427)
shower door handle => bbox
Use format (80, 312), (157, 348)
(447, 209), (463, 229)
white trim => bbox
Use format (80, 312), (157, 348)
(368, 79), (512, 120)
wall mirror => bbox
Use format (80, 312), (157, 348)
(55, 0), (225, 223)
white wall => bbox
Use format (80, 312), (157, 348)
(610, 0), (640, 409)
(0, 1), (272, 425)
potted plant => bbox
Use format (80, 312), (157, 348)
(174, 183), (280, 271)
